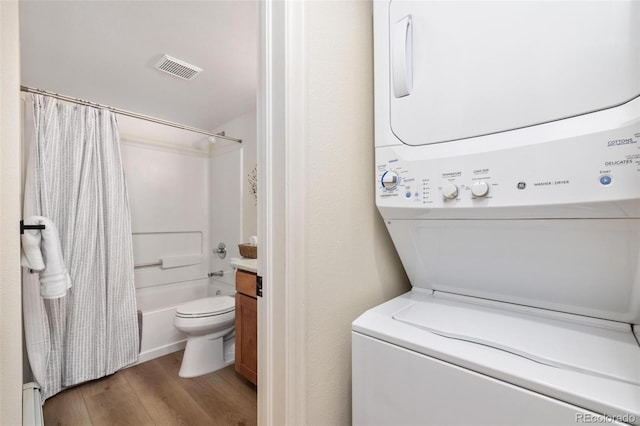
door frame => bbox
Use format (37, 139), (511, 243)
(0, 1), (307, 423)
(257, 0), (307, 424)
(0, 1), (24, 424)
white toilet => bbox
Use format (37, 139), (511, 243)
(173, 296), (235, 378)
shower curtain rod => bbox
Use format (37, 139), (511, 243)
(20, 86), (242, 144)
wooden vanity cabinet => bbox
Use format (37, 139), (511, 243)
(235, 269), (257, 385)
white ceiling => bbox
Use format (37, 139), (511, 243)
(19, 0), (258, 132)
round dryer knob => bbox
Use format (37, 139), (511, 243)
(471, 181), (490, 197)
(381, 171), (400, 190)
(442, 183), (458, 199)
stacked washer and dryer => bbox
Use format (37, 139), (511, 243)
(353, 1), (640, 425)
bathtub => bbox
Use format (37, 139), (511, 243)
(135, 274), (235, 364)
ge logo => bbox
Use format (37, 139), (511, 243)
(517, 182), (526, 190)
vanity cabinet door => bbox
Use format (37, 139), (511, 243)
(235, 291), (257, 385)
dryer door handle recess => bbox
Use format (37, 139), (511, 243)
(392, 15), (413, 98)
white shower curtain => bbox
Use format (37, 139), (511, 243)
(22, 94), (139, 400)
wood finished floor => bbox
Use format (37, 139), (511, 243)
(43, 351), (257, 426)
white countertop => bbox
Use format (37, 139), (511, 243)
(230, 257), (257, 273)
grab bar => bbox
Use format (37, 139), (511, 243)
(135, 255), (202, 269)
(134, 261), (162, 268)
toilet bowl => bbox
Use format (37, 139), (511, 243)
(173, 296), (235, 378)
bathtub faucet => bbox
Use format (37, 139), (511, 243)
(208, 270), (224, 277)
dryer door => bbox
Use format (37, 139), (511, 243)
(388, 0), (640, 146)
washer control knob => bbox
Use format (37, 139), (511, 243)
(471, 181), (490, 197)
(381, 171), (400, 190)
(442, 183), (458, 199)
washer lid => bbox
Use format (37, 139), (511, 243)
(176, 296), (235, 317)
(392, 293), (640, 386)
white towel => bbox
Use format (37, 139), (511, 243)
(21, 219), (45, 271)
(21, 216), (72, 299)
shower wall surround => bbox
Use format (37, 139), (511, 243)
(209, 109), (258, 281)
(118, 109), (256, 364)
(121, 137), (212, 362)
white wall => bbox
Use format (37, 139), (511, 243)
(303, 1), (410, 424)
(209, 147), (243, 287)
(0, 2), (23, 424)
(212, 109), (258, 241)
(208, 109), (257, 286)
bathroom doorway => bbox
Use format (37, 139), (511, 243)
(18, 1), (261, 424)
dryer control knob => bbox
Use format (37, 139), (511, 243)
(471, 181), (490, 197)
(381, 171), (400, 190)
(442, 183), (458, 199)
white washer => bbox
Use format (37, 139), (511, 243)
(353, 292), (640, 425)
(354, 1), (640, 425)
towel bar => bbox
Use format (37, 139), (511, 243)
(20, 220), (46, 234)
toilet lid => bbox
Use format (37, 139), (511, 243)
(176, 296), (235, 317)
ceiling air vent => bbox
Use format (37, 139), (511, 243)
(154, 54), (202, 80)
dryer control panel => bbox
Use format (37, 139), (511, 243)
(376, 119), (640, 219)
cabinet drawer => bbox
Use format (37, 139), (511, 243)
(236, 269), (257, 298)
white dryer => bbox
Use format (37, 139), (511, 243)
(353, 1), (640, 425)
